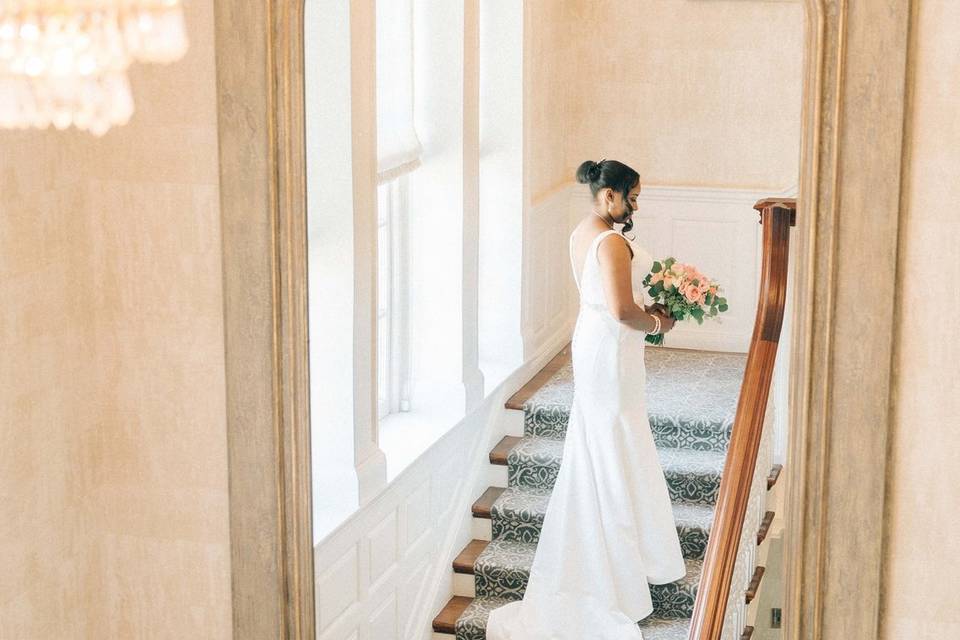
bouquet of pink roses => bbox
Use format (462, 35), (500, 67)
(641, 257), (728, 345)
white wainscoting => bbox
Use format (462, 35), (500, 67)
(520, 185), (580, 360)
(313, 330), (569, 640)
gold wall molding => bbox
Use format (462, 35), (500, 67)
(785, 1), (912, 639)
(214, 1), (313, 638)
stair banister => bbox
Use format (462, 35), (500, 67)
(687, 198), (796, 640)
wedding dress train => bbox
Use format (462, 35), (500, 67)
(485, 229), (686, 640)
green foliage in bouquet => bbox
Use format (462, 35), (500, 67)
(641, 257), (728, 346)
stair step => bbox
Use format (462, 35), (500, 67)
(468, 492), (715, 560)
(473, 538), (535, 601)
(757, 510), (775, 545)
(432, 595), (472, 635)
(505, 344), (571, 410)
(659, 448), (725, 505)
(453, 539), (489, 574)
(489, 484), (553, 543)
(638, 616), (692, 640)
(488, 436), (726, 505)
(471, 486), (505, 519)
(767, 463), (783, 490)
(445, 595), (514, 640)
(517, 349), (745, 452)
(745, 565), (765, 604)
(649, 558), (702, 619)
(488, 435), (522, 465)
(433, 594), (698, 639)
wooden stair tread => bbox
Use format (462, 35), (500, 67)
(757, 510), (775, 545)
(489, 436), (522, 465)
(432, 595), (472, 634)
(767, 463), (783, 490)
(505, 343), (571, 410)
(453, 539), (490, 574)
(741, 625), (755, 640)
(471, 486), (505, 518)
(745, 565), (765, 604)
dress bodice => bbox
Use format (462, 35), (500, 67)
(568, 229), (655, 311)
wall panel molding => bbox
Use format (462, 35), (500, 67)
(521, 186), (579, 359)
(214, 1), (313, 638)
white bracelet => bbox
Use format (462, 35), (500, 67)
(647, 313), (661, 335)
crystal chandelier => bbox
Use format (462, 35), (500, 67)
(0, 1), (188, 136)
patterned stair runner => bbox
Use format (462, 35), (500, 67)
(453, 348), (747, 640)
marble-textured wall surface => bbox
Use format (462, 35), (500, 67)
(0, 1), (232, 637)
(528, 0), (804, 200)
(525, 0), (593, 201)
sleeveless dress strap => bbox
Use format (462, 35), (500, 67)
(570, 229), (626, 294)
(591, 229), (624, 263)
(568, 233), (581, 293)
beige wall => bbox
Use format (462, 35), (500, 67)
(528, 0), (804, 201)
(882, 2), (960, 638)
(0, 1), (232, 637)
(526, 0), (592, 201)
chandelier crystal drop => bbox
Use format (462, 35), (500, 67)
(0, 1), (188, 136)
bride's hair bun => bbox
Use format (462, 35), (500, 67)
(576, 159), (604, 184)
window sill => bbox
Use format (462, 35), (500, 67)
(378, 382), (466, 482)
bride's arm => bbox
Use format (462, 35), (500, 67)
(596, 236), (674, 333)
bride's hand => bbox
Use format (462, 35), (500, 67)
(654, 311), (676, 333)
(645, 302), (669, 316)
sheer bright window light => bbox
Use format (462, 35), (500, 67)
(375, 0), (418, 418)
(0, 1), (188, 136)
(376, 0), (421, 183)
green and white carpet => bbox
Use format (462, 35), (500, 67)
(454, 347), (748, 640)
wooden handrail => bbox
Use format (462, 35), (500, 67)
(687, 198), (796, 640)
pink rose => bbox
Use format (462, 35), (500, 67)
(651, 271), (663, 284)
(683, 283), (702, 304)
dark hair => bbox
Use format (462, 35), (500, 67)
(575, 159), (640, 236)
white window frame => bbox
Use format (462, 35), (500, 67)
(377, 174), (412, 420)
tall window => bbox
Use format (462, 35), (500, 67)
(376, 175), (411, 418)
(376, 0), (420, 419)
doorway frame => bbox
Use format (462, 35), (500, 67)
(212, 1), (914, 638)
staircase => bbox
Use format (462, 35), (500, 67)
(432, 345), (781, 639)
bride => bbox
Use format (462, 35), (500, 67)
(485, 159), (686, 639)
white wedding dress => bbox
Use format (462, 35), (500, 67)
(485, 229), (686, 640)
